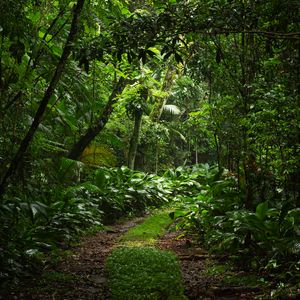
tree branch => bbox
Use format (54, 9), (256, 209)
(67, 76), (127, 160)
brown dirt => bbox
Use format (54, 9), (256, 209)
(6, 217), (145, 300)
(157, 231), (263, 300)
(6, 217), (266, 300)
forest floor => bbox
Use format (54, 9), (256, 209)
(158, 230), (264, 299)
(7, 215), (270, 300)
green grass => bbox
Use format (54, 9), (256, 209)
(106, 209), (187, 299)
(120, 210), (173, 246)
(106, 247), (186, 300)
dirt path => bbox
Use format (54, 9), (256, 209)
(7, 217), (145, 300)
(158, 231), (263, 300)
(7, 215), (266, 300)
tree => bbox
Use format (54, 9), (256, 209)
(67, 76), (127, 160)
(0, 0), (86, 197)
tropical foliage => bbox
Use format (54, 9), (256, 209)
(0, 0), (299, 295)
(170, 165), (300, 278)
(0, 165), (173, 285)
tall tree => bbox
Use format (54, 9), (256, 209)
(0, 0), (86, 197)
(126, 87), (148, 169)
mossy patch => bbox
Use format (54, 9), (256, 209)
(106, 209), (187, 299)
(106, 247), (186, 300)
(120, 210), (173, 246)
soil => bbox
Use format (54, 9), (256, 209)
(5, 217), (266, 300)
(158, 230), (263, 300)
(5, 217), (145, 300)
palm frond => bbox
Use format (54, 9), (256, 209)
(162, 104), (181, 115)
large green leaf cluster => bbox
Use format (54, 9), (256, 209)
(171, 165), (300, 278)
(0, 165), (172, 288)
(89, 166), (172, 223)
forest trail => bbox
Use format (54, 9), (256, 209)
(9, 212), (266, 300)
(8, 217), (145, 300)
(1, 2), (298, 299)
(158, 231), (262, 300)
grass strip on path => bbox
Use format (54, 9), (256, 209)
(106, 208), (187, 300)
(120, 209), (174, 246)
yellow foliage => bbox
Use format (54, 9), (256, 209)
(81, 144), (117, 167)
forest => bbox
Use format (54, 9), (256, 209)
(0, 0), (299, 299)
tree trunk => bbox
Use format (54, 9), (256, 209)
(127, 110), (143, 169)
(195, 137), (198, 164)
(155, 141), (158, 174)
(68, 77), (127, 160)
(0, 0), (85, 198)
(214, 133), (221, 172)
(150, 64), (176, 122)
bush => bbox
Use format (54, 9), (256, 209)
(0, 165), (174, 287)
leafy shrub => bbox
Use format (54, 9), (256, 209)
(170, 164), (300, 277)
(0, 165), (173, 287)
(106, 247), (185, 300)
(90, 166), (172, 222)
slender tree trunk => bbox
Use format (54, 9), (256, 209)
(195, 137), (198, 164)
(155, 142), (158, 174)
(127, 110), (143, 169)
(68, 77), (127, 160)
(237, 157), (241, 190)
(150, 64), (176, 122)
(0, 35), (3, 91)
(214, 133), (221, 172)
(0, 0), (85, 198)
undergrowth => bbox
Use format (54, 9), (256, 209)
(169, 164), (300, 297)
(0, 165), (173, 292)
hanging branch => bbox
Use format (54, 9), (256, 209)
(0, 0), (86, 198)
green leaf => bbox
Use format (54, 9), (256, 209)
(26, 11), (41, 23)
(95, 168), (107, 188)
(30, 202), (48, 218)
(147, 47), (160, 55)
(51, 45), (63, 57)
(256, 202), (269, 220)
(38, 30), (45, 39)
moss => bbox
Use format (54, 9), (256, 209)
(106, 209), (187, 299)
(106, 247), (186, 300)
(120, 210), (173, 246)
